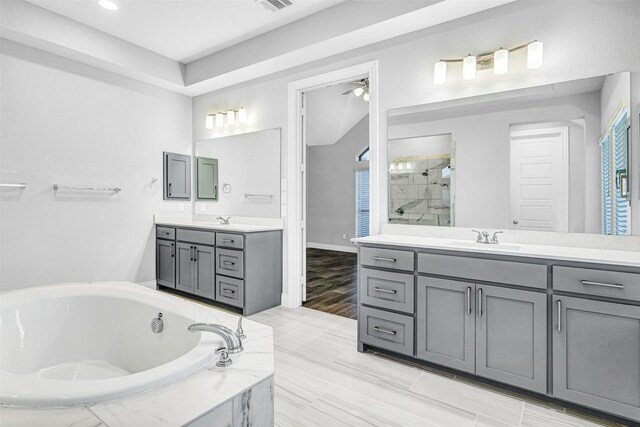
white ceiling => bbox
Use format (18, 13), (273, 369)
(25, 0), (345, 63)
(305, 81), (369, 146)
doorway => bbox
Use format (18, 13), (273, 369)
(301, 81), (370, 318)
(284, 61), (379, 312)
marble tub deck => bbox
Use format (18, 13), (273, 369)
(250, 306), (622, 427)
(0, 293), (274, 427)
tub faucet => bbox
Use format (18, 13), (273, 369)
(188, 322), (244, 354)
(217, 216), (230, 225)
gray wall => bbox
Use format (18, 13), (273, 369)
(0, 40), (192, 291)
(306, 115), (368, 249)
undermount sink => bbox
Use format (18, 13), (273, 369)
(447, 241), (522, 251)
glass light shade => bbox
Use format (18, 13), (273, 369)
(215, 113), (224, 127)
(205, 114), (215, 129)
(493, 49), (508, 75)
(98, 0), (118, 11)
(354, 87), (364, 97)
(227, 110), (236, 125)
(433, 61), (447, 84)
(527, 41), (543, 69)
(363, 92), (370, 102)
(462, 55), (476, 80)
(238, 107), (247, 123)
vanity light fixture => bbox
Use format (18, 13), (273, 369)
(205, 108), (248, 129)
(238, 107), (247, 123)
(215, 113), (225, 128)
(98, 0), (119, 10)
(227, 110), (236, 125)
(433, 40), (543, 84)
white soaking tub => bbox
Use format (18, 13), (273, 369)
(0, 282), (222, 407)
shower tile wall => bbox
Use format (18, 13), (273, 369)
(389, 159), (452, 226)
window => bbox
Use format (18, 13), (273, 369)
(600, 108), (629, 235)
(355, 147), (370, 238)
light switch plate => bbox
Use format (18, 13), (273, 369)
(200, 203), (206, 212)
(178, 203), (184, 212)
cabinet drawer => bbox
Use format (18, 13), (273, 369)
(359, 268), (414, 314)
(418, 253), (547, 289)
(176, 229), (216, 246)
(156, 226), (175, 240)
(553, 266), (640, 302)
(216, 248), (244, 279)
(216, 276), (244, 308)
(360, 247), (414, 272)
(359, 306), (414, 356)
(216, 232), (244, 250)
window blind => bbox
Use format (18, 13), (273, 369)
(600, 134), (612, 235)
(355, 168), (370, 238)
(613, 110), (629, 235)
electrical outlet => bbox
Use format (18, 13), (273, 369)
(200, 203), (206, 212)
(178, 203), (184, 212)
(342, 234), (347, 240)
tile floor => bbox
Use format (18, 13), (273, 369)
(249, 306), (622, 427)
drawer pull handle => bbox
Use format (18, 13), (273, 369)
(580, 280), (624, 289)
(373, 256), (397, 263)
(478, 288), (483, 317)
(374, 287), (397, 294)
(373, 326), (396, 335)
(557, 300), (562, 332)
(466, 287), (472, 315)
(222, 239), (235, 243)
(222, 289), (236, 294)
(222, 261), (236, 266)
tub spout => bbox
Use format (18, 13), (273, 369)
(187, 323), (244, 353)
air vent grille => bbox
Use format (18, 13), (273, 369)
(259, 0), (293, 12)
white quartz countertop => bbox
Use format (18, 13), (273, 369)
(154, 216), (283, 233)
(352, 234), (640, 268)
(1, 284), (274, 427)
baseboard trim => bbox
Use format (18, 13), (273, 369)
(137, 280), (158, 290)
(306, 242), (357, 253)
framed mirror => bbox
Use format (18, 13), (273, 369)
(388, 72), (632, 236)
(195, 128), (281, 218)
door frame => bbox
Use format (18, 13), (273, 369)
(283, 61), (379, 308)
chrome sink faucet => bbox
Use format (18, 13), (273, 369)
(188, 318), (245, 367)
(472, 230), (503, 244)
(217, 216), (230, 225)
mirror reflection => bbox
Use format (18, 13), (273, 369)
(195, 128), (281, 218)
(388, 72), (632, 235)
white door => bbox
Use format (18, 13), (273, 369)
(300, 92), (307, 301)
(510, 127), (569, 232)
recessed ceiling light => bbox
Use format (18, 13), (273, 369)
(98, 0), (119, 11)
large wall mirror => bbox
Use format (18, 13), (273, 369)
(195, 128), (281, 218)
(388, 72), (632, 235)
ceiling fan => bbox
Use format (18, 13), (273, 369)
(342, 78), (370, 101)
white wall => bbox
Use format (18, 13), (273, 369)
(0, 40), (192, 291)
(192, 0), (640, 294)
(306, 115), (368, 249)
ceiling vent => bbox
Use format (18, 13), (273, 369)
(258, 0), (293, 12)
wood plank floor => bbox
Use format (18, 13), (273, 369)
(249, 306), (621, 427)
(303, 248), (357, 319)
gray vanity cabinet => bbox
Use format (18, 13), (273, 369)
(176, 242), (196, 293)
(164, 152), (191, 200)
(553, 296), (640, 421)
(156, 239), (175, 288)
(475, 285), (547, 394)
(416, 277), (475, 373)
(175, 242), (215, 299)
